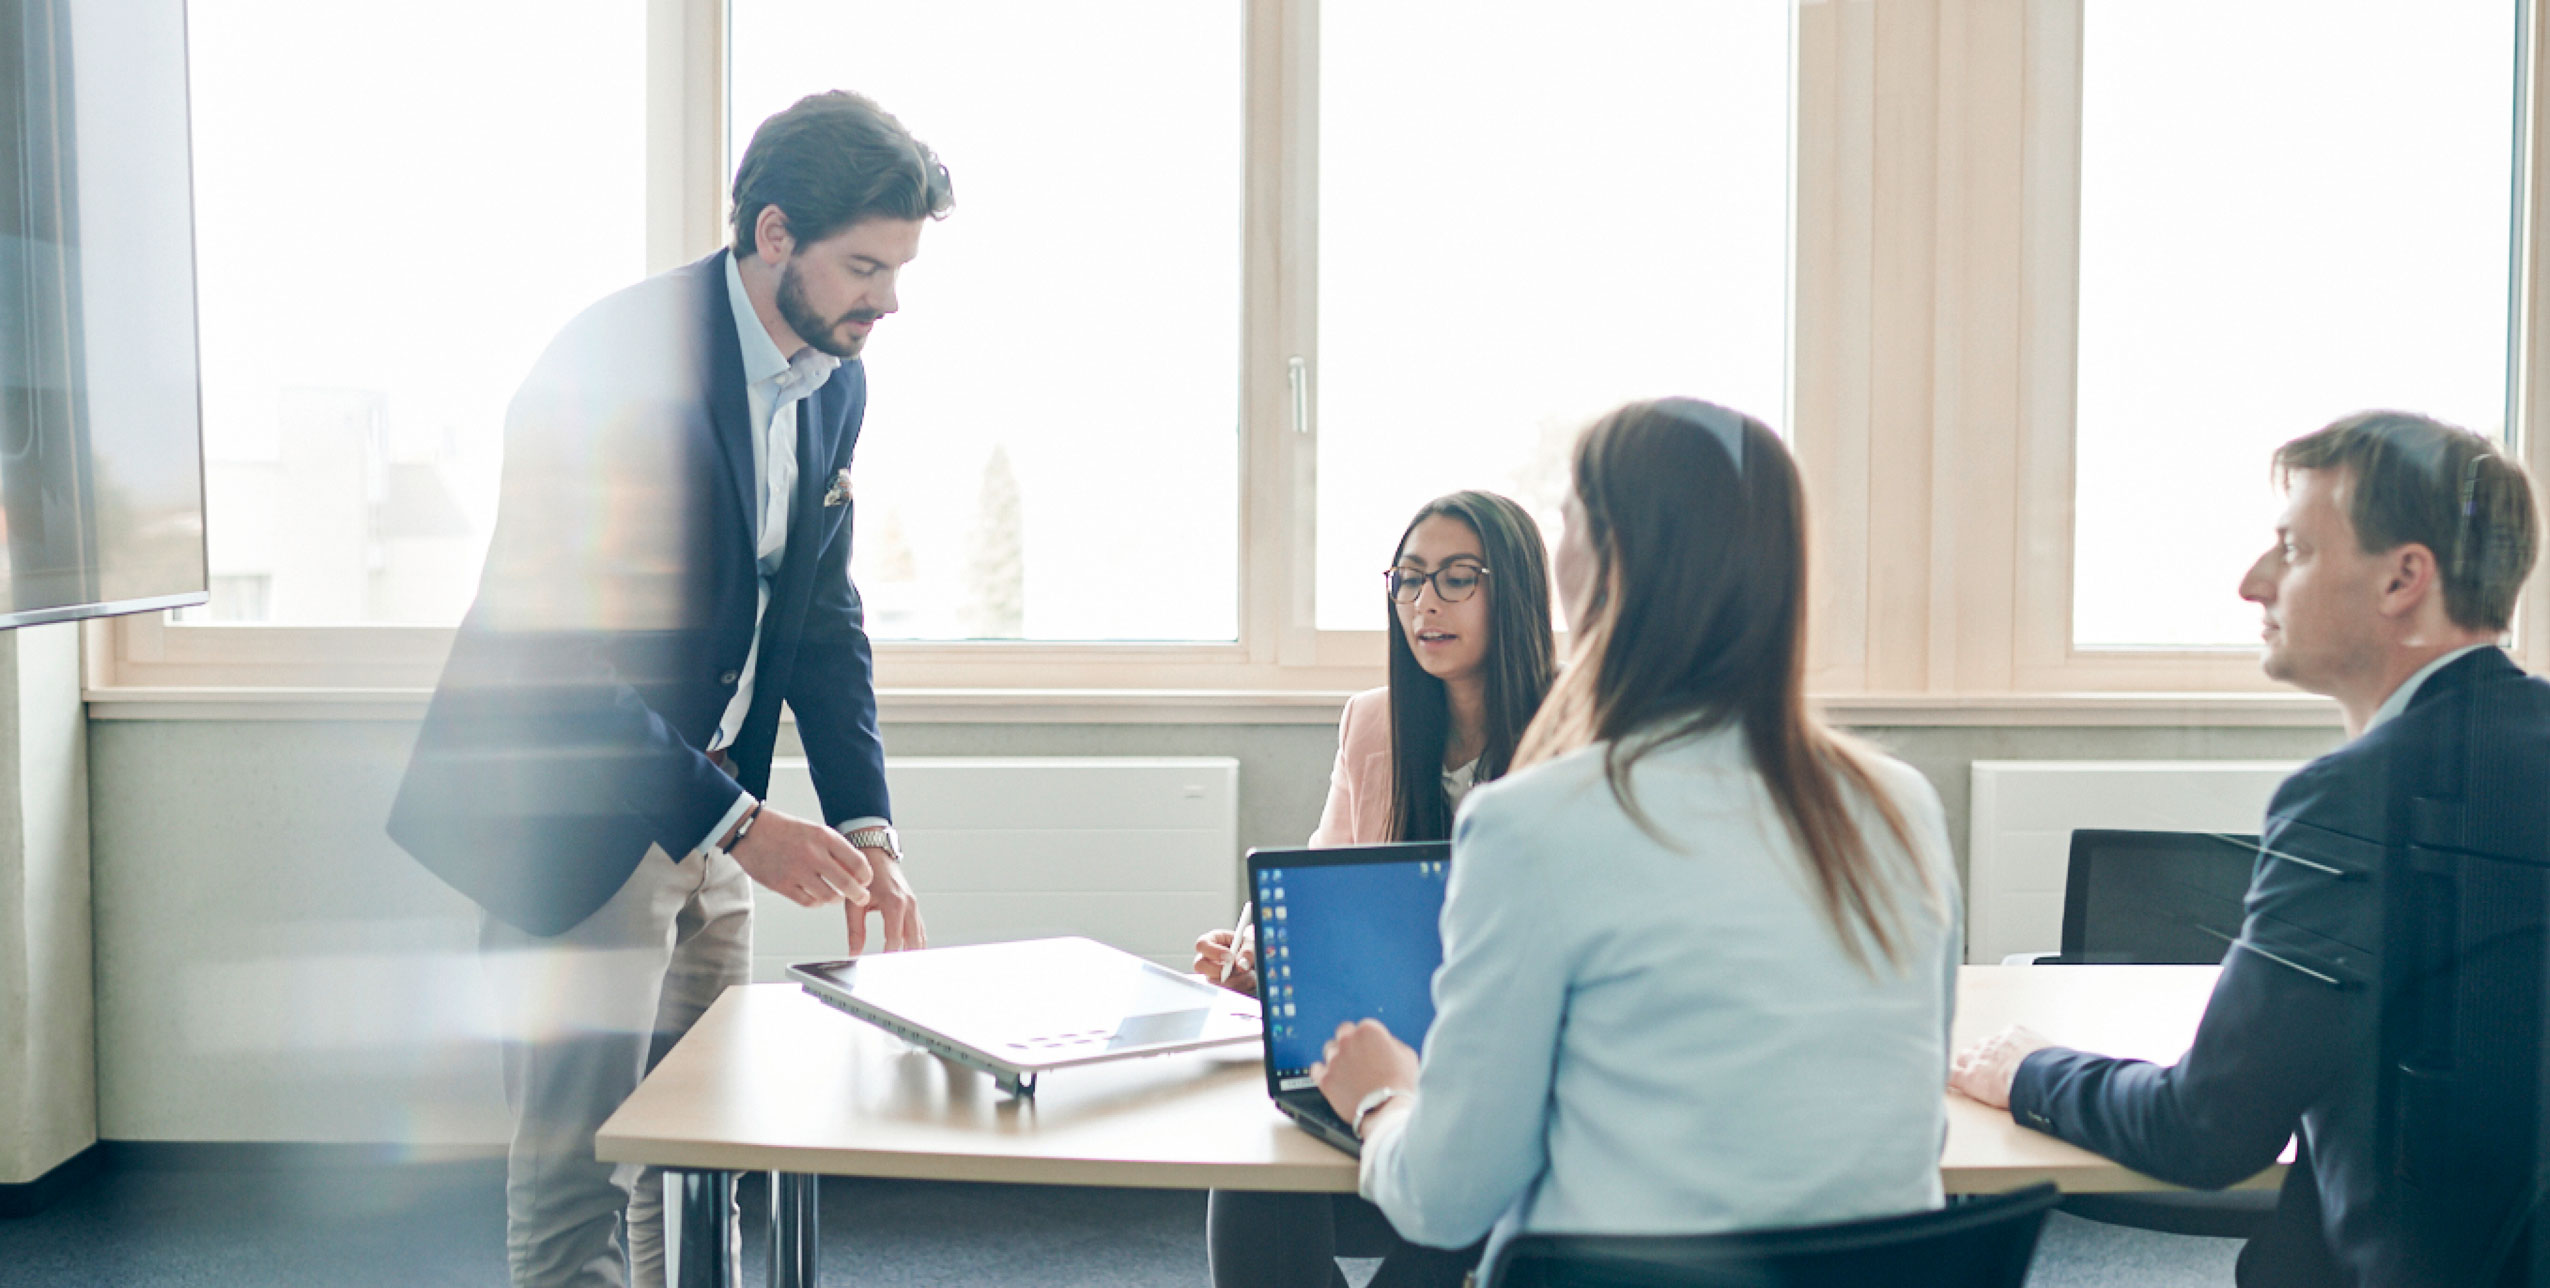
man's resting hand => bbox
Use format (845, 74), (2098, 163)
(727, 804), (872, 909)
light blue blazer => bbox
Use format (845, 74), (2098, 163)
(1358, 725), (1961, 1254)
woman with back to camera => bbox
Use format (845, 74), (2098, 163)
(1191, 489), (1556, 1288)
(1310, 399), (1962, 1264)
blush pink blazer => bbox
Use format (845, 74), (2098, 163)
(1310, 686), (1394, 847)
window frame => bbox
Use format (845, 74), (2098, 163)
(2000, 0), (2550, 692)
(93, 0), (2548, 726)
(98, 0), (1392, 707)
(1782, 0), (2550, 706)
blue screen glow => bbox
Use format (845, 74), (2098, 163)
(1254, 847), (1450, 1080)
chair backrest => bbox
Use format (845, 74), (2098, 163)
(2379, 840), (2550, 1286)
(1479, 1184), (2059, 1288)
(2058, 829), (2258, 965)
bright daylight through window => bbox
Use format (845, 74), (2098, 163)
(183, 0), (647, 626)
(1312, 1), (1791, 630)
(2069, 0), (2516, 649)
(732, 0), (1244, 643)
(180, 1), (1788, 652)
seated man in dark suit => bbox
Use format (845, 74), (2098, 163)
(1951, 409), (2546, 1287)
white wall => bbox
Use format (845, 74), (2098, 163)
(0, 625), (96, 1183)
(82, 712), (2343, 1145)
(88, 719), (496, 1144)
(83, 717), (1335, 1145)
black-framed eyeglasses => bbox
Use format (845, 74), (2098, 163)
(1385, 563), (1490, 604)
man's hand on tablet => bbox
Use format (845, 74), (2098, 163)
(845, 851), (925, 956)
(728, 804), (871, 908)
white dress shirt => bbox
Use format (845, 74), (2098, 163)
(2361, 644), (2494, 735)
(688, 253), (879, 859)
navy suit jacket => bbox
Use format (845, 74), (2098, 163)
(387, 252), (890, 935)
(2012, 647), (2550, 1287)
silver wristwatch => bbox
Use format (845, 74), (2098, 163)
(1352, 1086), (1403, 1138)
(843, 823), (901, 862)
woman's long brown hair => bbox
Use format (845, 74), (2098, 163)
(1513, 398), (1936, 971)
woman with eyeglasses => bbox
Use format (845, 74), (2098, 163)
(1309, 400), (1961, 1268)
(1191, 489), (1556, 1288)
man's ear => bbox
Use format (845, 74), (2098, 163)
(2378, 543), (2442, 619)
(753, 205), (795, 265)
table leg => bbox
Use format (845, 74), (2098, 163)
(663, 1168), (739, 1288)
(768, 1172), (819, 1288)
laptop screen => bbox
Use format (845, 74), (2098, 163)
(1250, 842), (1452, 1090)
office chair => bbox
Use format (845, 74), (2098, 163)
(2043, 829), (2259, 966)
(1477, 1184), (2058, 1288)
(2024, 829), (2278, 1239)
(2378, 833), (2550, 1286)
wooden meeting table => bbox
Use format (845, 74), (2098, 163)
(597, 963), (2271, 1287)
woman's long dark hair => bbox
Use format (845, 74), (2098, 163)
(1513, 399), (1934, 972)
(1384, 491), (1558, 842)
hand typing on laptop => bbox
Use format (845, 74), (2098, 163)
(1312, 1019), (1420, 1141)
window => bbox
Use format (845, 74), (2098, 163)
(181, 0), (648, 627)
(728, 1), (1788, 643)
(729, 0), (1244, 642)
(101, 1), (2550, 715)
(1311, 1), (1791, 629)
(2068, 0), (2518, 650)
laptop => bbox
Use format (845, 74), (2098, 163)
(790, 936), (1261, 1097)
(1248, 841), (1454, 1155)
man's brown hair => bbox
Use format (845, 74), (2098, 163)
(2274, 410), (2539, 633)
(730, 91), (953, 258)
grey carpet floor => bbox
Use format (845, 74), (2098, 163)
(0, 1160), (2240, 1286)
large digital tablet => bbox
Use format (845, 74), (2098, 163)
(790, 936), (1260, 1096)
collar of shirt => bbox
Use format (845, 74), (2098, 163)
(723, 250), (792, 390)
(722, 253), (841, 412)
(777, 347), (839, 404)
(2362, 643), (2495, 735)
(721, 252), (841, 571)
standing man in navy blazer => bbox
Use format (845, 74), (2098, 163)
(388, 91), (952, 1288)
(1952, 411), (2545, 1286)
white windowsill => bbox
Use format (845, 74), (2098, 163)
(80, 685), (2344, 728)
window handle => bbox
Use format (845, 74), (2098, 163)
(1288, 356), (1311, 437)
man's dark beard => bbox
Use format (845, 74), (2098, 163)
(776, 260), (880, 359)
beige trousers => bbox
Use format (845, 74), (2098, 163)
(481, 845), (754, 1288)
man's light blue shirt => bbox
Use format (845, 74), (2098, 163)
(2362, 644), (2495, 736)
(689, 253), (877, 859)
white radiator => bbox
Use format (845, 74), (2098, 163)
(751, 756), (1239, 979)
(1964, 760), (2300, 964)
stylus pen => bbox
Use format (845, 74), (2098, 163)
(1218, 900), (1254, 984)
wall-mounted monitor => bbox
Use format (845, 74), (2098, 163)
(0, 0), (207, 629)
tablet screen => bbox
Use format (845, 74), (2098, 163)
(795, 937), (1258, 1061)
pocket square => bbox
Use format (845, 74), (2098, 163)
(823, 468), (853, 507)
